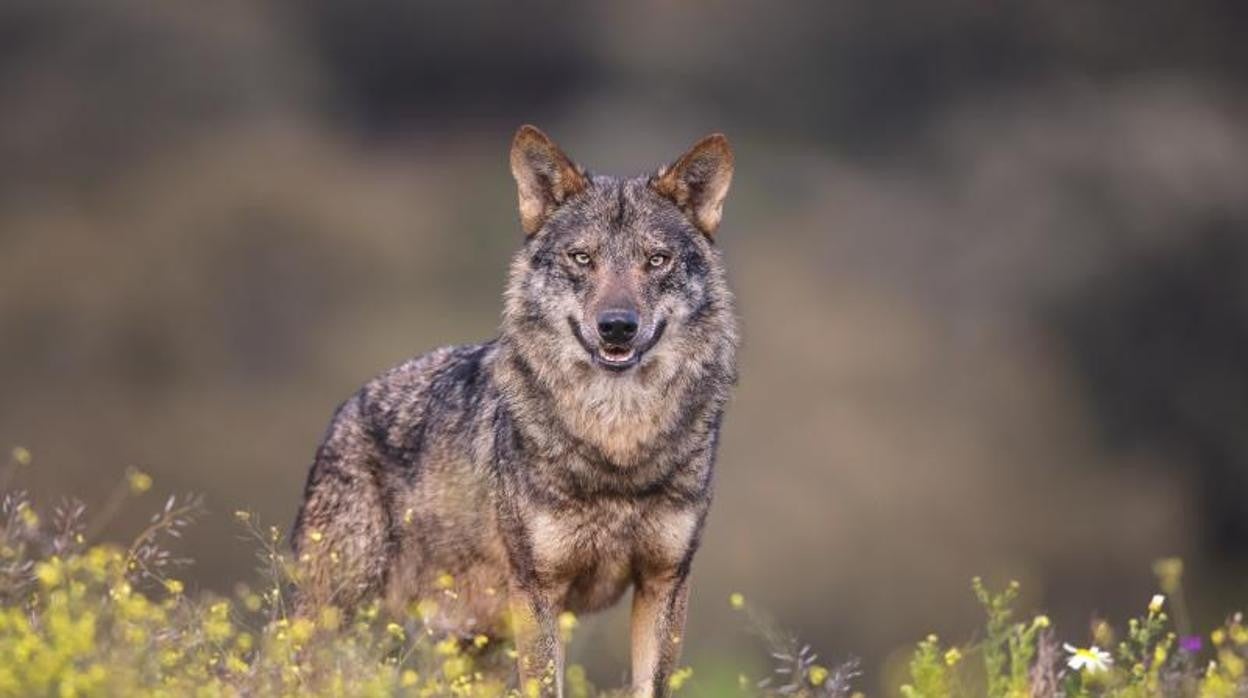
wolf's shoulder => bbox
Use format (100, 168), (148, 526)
(319, 341), (500, 462)
(355, 340), (496, 409)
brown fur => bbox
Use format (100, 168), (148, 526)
(293, 126), (738, 696)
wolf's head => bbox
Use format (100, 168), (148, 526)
(501, 125), (737, 392)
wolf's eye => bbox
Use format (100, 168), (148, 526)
(647, 253), (671, 269)
(569, 252), (592, 266)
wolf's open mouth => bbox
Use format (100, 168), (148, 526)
(567, 317), (667, 373)
(597, 344), (637, 368)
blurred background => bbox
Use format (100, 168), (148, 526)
(2, 1), (1247, 692)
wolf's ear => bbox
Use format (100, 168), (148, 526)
(651, 133), (734, 237)
(509, 125), (588, 235)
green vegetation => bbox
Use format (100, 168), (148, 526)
(1, 449), (1243, 697)
(895, 571), (1248, 698)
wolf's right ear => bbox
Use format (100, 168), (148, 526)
(509, 125), (588, 235)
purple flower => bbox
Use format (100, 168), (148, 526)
(1180, 635), (1203, 654)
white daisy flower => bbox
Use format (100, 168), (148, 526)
(1064, 643), (1113, 673)
(1149, 594), (1165, 614)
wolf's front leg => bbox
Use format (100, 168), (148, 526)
(630, 570), (691, 698)
(509, 585), (564, 697)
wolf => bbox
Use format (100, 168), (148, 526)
(292, 125), (738, 697)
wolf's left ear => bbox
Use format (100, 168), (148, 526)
(510, 125), (589, 235)
(651, 133), (734, 237)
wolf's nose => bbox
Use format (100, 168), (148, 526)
(597, 310), (639, 345)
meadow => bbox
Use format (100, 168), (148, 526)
(5, 3), (1248, 697)
(2, 451), (1242, 698)
(7, 2), (1248, 694)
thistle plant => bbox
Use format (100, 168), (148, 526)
(730, 592), (861, 698)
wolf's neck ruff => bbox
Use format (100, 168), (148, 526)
(495, 322), (729, 475)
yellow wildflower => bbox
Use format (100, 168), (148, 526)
(1231, 625), (1248, 646)
(668, 667), (693, 692)
(226, 654), (249, 675)
(203, 602), (234, 642)
(729, 592), (745, 610)
(127, 468), (152, 494)
(558, 611), (578, 641)
(34, 558), (63, 588)
(238, 592), (259, 613)
(11, 447), (31, 466)
(159, 648), (181, 667)
(290, 617), (315, 644)
(442, 655), (470, 680)
(318, 606), (341, 631)
(809, 664), (829, 685)
(567, 664), (590, 697)
(944, 647), (963, 667)
(123, 624), (148, 646)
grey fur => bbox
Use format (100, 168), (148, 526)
(293, 126), (738, 697)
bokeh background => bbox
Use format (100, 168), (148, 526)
(3, 1), (1248, 693)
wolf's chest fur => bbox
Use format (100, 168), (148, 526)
(526, 497), (700, 613)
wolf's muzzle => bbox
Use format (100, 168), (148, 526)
(568, 316), (667, 373)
